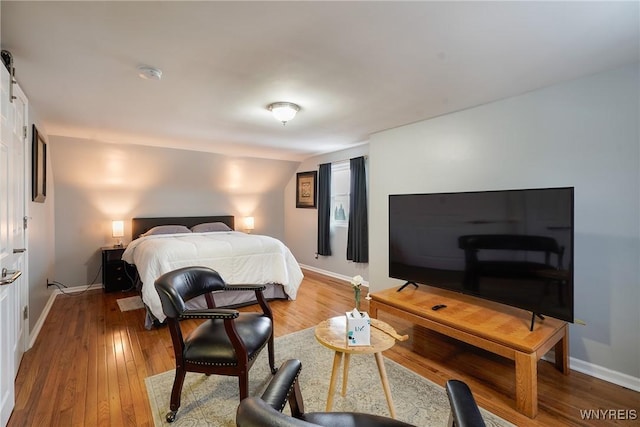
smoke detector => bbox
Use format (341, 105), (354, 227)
(137, 65), (162, 81)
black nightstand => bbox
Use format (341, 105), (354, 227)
(101, 246), (137, 292)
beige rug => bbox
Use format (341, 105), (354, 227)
(116, 295), (145, 312)
(145, 327), (513, 427)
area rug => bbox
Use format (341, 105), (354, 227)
(145, 327), (513, 427)
(116, 295), (145, 312)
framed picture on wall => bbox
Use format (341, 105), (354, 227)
(32, 124), (46, 203)
(296, 171), (317, 208)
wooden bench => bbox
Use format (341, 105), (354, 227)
(369, 285), (569, 418)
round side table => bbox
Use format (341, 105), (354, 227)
(314, 316), (406, 418)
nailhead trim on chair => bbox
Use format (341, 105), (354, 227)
(189, 360), (239, 367)
(278, 370), (302, 412)
(223, 285), (267, 291)
(252, 341), (268, 361)
(180, 314), (238, 320)
(186, 335), (270, 366)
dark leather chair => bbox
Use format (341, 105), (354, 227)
(155, 266), (277, 423)
(236, 359), (486, 427)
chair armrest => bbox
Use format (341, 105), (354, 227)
(223, 284), (274, 319)
(260, 359), (302, 411)
(180, 308), (239, 320)
(223, 284), (267, 292)
(237, 397), (315, 427)
(445, 380), (486, 427)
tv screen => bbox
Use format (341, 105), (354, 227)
(389, 187), (574, 322)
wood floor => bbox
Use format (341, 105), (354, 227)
(8, 269), (639, 426)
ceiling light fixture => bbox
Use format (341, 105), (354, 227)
(268, 102), (300, 125)
(137, 65), (162, 81)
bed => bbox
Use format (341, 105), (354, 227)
(122, 215), (304, 328)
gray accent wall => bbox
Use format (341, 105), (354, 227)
(369, 64), (639, 380)
(284, 145), (369, 280)
(49, 137), (298, 288)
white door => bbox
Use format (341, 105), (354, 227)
(0, 61), (28, 427)
(10, 83), (28, 374)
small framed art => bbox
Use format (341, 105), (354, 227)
(296, 171), (317, 208)
(32, 124), (47, 203)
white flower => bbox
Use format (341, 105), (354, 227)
(351, 274), (369, 289)
(351, 275), (367, 289)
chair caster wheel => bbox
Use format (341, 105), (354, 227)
(166, 411), (177, 423)
(271, 366), (278, 375)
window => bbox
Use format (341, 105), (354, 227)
(331, 161), (350, 227)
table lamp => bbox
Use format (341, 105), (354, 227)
(112, 220), (124, 247)
(243, 217), (255, 233)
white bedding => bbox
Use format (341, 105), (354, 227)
(122, 231), (304, 323)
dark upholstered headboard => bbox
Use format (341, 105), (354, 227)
(131, 215), (235, 239)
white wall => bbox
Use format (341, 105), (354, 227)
(284, 145), (369, 281)
(50, 137), (299, 287)
(369, 65), (639, 382)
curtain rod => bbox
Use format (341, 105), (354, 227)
(318, 155), (367, 166)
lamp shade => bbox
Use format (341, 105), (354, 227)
(243, 216), (255, 231)
(112, 220), (125, 238)
(268, 102), (300, 125)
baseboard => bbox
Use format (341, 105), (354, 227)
(564, 355), (639, 392)
(28, 283), (104, 349)
(300, 264), (351, 283)
(299, 264), (369, 287)
(56, 283), (104, 293)
(28, 290), (58, 349)
(299, 264), (374, 300)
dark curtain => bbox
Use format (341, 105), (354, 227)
(347, 156), (368, 262)
(317, 163), (332, 256)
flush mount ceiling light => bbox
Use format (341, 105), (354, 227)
(137, 65), (162, 81)
(268, 102), (300, 125)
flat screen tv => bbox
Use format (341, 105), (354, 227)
(389, 187), (574, 323)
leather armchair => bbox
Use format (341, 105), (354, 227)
(236, 359), (486, 427)
(155, 266), (277, 423)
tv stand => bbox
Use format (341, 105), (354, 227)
(396, 281), (418, 292)
(369, 285), (569, 418)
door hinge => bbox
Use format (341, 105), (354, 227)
(23, 216), (28, 229)
(23, 125), (27, 139)
(23, 306), (28, 319)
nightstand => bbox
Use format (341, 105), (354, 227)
(101, 246), (137, 292)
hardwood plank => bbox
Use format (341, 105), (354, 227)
(96, 292), (111, 427)
(71, 298), (89, 427)
(83, 291), (99, 427)
(7, 269), (639, 427)
(122, 315), (153, 426)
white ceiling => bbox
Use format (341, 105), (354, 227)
(1, 1), (638, 161)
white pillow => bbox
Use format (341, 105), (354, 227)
(190, 222), (233, 233)
(141, 225), (191, 237)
